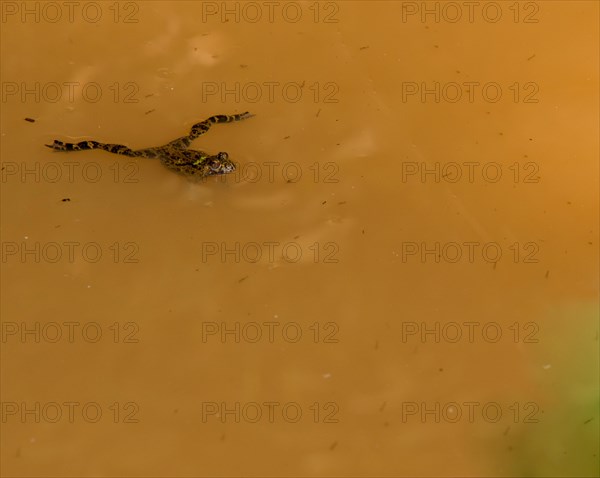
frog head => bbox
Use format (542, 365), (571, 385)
(205, 152), (236, 175)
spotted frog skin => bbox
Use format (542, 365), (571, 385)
(45, 112), (254, 178)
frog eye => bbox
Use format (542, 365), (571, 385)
(208, 161), (219, 170)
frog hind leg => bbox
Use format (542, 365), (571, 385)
(45, 139), (142, 157)
(164, 136), (193, 150)
(167, 111), (254, 149)
(188, 111), (254, 141)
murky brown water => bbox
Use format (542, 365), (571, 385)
(1, 1), (598, 476)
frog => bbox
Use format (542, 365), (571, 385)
(45, 112), (254, 178)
